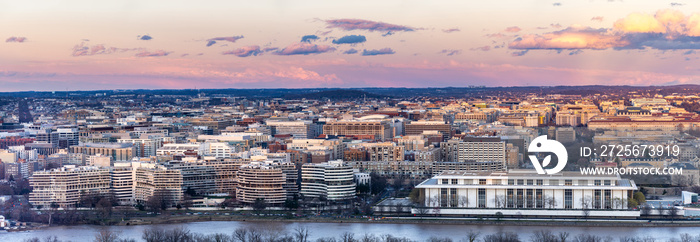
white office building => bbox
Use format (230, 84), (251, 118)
(301, 160), (356, 201)
(414, 170), (639, 217)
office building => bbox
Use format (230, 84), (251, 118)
(301, 160), (356, 201)
(413, 170), (639, 217)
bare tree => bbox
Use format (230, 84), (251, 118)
(294, 227), (309, 242)
(458, 196), (469, 208)
(94, 229), (126, 242)
(640, 205), (652, 216)
(558, 232), (569, 242)
(142, 227), (166, 242)
(341, 232), (356, 242)
(493, 195), (506, 208)
(463, 230), (481, 242)
(580, 196), (592, 219)
(544, 195), (557, 209)
(530, 230), (558, 242)
(233, 228), (248, 242)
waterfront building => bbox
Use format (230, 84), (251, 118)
(300, 160), (356, 201)
(236, 162), (287, 205)
(413, 170), (639, 217)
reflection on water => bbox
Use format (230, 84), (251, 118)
(1, 221), (698, 241)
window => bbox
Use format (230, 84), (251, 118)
(478, 188), (486, 208)
(517, 179), (524, 185)
(565, 189), (573, 209)
(594, 180), (601, 186)
(536, 179), (543, 186)
(604, 190), (612, 209)
(441, 179), (449, 185)
(565, 180), (572, 186)
(507, 189), (514, 208)
(492, 179), (501, 185)
(464, 179), (472, 184)
(451, 179), (458, 185)
(508, 179), (514, 185)
(440, 188), (448, 207)
(479, 179), (487, 185)
(550, 180), (559, 186)
(526, 189), (534, 208)
(527, 179), (533, 185)
(516, 189), (524, 208)
(594, 190), (602, 209)
(579, 180), (588, 186)
(536, 189), (543, 208)
(604, 180), (611, 186)
(450, 188), (457, 207)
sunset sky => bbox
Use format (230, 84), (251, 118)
(1, 0), (700, 91)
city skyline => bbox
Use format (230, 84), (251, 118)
(2, 1), (700, 91)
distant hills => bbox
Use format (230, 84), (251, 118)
(3, 85), (700, 99)
(283, 89), (389, 100)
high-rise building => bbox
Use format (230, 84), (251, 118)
(70, 143), (135, 161)
(29, 166), (111, 208)
(323, 120), (391, 141)
(405, 121), (451, 141)
(363, 142), (405, 161)
(555, 127), (576, 144)
(236, 162), (287, 205)
(266, 120), (315, 139)
(301, 160), (355, 201)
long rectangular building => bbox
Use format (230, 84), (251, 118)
(414, 170), (639, 217)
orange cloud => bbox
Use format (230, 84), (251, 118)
(505, 26), (521, 33)
(510, 9), (700, 54)
(510, 27), (626, 50)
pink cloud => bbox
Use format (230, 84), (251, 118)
(470, 46), (491, 51)
(275, 43), (335, 55)
(325, 19), (415, 32)
(591, 16), (604, 22)
(509, 9), (700, 54)
(6, 37), (27, 43)
(135, 50), (171, 57)
(222, 45), (263, 57)
(505, 26), (521, 33)
(442, 28), (460, 33)
(206, 36), (244, 47)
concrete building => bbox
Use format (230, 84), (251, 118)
(441, 138), (506, 163)
(111, 162), (183, 206)
(266, 120), (315, 139)
(363, 142), (405, 161)
(405, 121), (451, 141)
(236, 162), (287, 205)
(301, 160), (356, 201)
(323, 120), (391, 141)
(117, 138), (160, 157)
(70, 143), (135, 161)
(555, 127), (576, 143)
(29, 165), (111, 208)
(413, 170), (639, 217)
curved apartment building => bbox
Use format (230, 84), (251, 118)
(236, 163), (286, 205)
(301, 160), (356, 201)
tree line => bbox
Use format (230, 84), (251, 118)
(20, 228), (700, 242)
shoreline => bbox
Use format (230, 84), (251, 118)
(108, 215), (700, 228)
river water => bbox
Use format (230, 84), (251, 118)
(1, 221), (698, 241)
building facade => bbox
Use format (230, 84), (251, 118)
(414, 170), (639, 217)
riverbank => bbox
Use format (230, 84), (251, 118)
(112, 213), (700, 228)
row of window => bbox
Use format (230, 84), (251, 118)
(437, 188), (615, 209)
(439, 178), (615, 186)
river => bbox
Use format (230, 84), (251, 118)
(1, 221), (698, 241)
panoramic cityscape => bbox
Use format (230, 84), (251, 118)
(3, 0), (700, 242)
